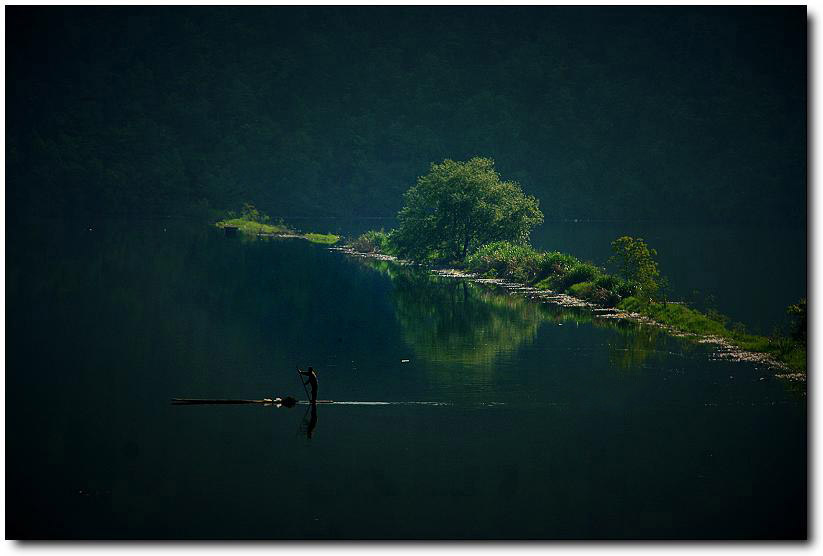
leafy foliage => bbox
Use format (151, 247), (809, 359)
(609, 236), (661, 302)
(548, 261), (603, 292)
(350, 229), (396, 254)
(240, 202), (270, 224)
(392, 158), (543, 262)
(466, 241), (633, 307)
(592, 273), (634, 299)
(465, 241), (545, 282)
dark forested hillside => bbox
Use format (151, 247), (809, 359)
(6, 6), (806, 222)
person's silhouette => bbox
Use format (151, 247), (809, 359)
(305, 403), (318, 439)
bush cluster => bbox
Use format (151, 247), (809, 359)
(350, 230), (395, 254)
(465, 241), (630, 307)
(464, 241), (545, 283)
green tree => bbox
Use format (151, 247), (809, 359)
(240, 202), (269, 224)
(609, 236), (660, 302)
(391, 158), (543, 262)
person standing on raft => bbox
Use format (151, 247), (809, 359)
(298, 367), (319, 403)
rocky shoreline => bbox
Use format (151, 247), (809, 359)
(329, 246), (801, 380)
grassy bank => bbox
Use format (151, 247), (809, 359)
(348, 231), (806, 374)
(618, 297), (806, 372)
(303, 232), (341, 245)
(215, 210), (340, 245)
(216, 217), (292, 235)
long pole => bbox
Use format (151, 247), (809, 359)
(297, 367), (310, 401)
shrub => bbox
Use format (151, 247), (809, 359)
(592, 273), (631, 296)
(350, 229), (394, 254)
(465, 241), (544, 282)
(591, 274), (633, 306)
(550, 261), (603, 292)
(536, 251), (580, 281)
(567, 281), (620, 306)
(240, 202), (270, 224)
(568, 281), (595, 298)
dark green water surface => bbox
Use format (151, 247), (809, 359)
(6, 220), (806, 539)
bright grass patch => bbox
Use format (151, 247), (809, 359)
(304, 233), (340, 245)
(215, 217), (291, 235)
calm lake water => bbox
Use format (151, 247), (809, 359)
(6, 219), (806, 539)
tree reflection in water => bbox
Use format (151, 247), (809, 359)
(607, 321), (662, 371)
(392, 270), (546, 366)
(360, 258), (676, 372)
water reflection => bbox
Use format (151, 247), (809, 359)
(607, 322), (662, 371)
(301, 403), (318, 439)
(359, 258), (672, 371)
(393, 271), (546, 366)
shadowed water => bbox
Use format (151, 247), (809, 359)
(6, 219), (806, 539)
